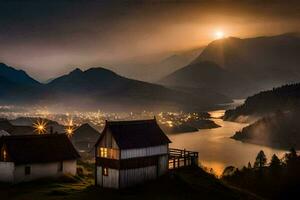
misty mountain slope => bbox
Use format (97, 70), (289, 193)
(44, 67), (229, 111)
(226, 83), (300, 149)
(224, 83), (300, 122)
(113, 48), (202, 82)
(232, 111), (300, 149)
(197, 33), (300, 91)
(161, 33), (300, 97)
(0, 63), (40, 86)
(159, 61), (245, 96)
(0, 62), (231, 111)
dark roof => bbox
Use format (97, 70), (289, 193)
(0, 134), (80, 165)
(97, 119), (171, 149)
(73, 123), (100, 142)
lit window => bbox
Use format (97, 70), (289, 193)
(100, 148), (108, 158)
(102, 167), (108, 176)
(3, 149), (7, 161)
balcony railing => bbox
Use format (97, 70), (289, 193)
(168, 148), (198, 169)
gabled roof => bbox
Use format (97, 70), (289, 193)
(0, 134), (80, 165)
(96, 119), (171, 149)
(73, 123), (100, 142)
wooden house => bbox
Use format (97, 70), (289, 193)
(95, 119), (171, 189)
(0, 134), (80, 183)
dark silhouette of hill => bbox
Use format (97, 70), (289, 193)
(224, 83), (300, 149)
(224, 83), (300, 121)
(232, 111), (300, 149)
(160, 61), (243, 97)
(0, 63), (40, 86)
(0, 63), (42, 104)
(0, 63), (231, 111)
(161, 33), (300, 97)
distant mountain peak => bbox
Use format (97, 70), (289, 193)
(0, 62), (40, 85)
(69, 68), (83, 75)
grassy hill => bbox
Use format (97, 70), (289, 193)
(0, 162), (260, 200)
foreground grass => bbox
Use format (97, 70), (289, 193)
(0, 164), (261, 200)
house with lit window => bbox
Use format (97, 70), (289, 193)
(95, 119), (171, 189)
(0, 134), (80, 183)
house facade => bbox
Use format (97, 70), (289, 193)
(95, 119), (171, 189)
(0, 134), (80, 183)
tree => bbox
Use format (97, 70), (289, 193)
(222, 166), (236, 177)
(247, 162), (252, 169)
(254, 150), (267, 169)
(284, 147), (297, 164)
(270, 154), (281, 172)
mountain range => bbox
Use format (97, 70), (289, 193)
(0, 63), (230, 112)
(160, 33), (300, 97)
(2, 33), (300, 111)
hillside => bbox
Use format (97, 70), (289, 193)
(160, 61), (243, 97)
(0, 166), (260, 200)
(224, 83), (300, 122)
(161, 33), (300, 97)
(224, 83), (300, 149)
(232, 111), (300, 149)
(0, 63), (232, 111)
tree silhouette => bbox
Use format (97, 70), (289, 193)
(270, 154), (281, 173)
(254, 150), (267, 169)
(247, 162), (252, 169)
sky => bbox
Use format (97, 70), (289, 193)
(0, 0), (300, 81)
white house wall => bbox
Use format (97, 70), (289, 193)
(13, 160), (77, 183)
(120, 166), (157, 188)
(120, 145), (168, 159)
(102, 168), (119, 189)
(158, 155), (169, 176)
(0, 162), (14, 182)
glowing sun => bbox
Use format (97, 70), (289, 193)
(214, 30), (225, 39)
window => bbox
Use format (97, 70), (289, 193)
(1, 147), (7, 162)
(2, 149), (7, 161)
(25, 166), (31, 175)
(102, 167), (108, 176)
(100, 147), (108, 158)
(58, 161), (63, 172)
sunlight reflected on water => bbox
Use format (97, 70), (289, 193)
(169, 110), (286, 176)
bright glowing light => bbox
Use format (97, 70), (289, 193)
(33, 119), (47, 134)
(65, 126), (74, 138)
(214, 30), (224, 39)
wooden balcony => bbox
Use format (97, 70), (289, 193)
(168, 148), (198, 169)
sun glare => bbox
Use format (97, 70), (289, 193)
(214, 30), (225, 39)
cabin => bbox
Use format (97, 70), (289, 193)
(95, 119), (171, 189)
(72, 123), (101, 153)
(0, 134), (80, 183)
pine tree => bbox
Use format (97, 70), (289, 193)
(247, 162), (252, 169)
(270, 154), (281, 172)
(254, 150), (267, 169)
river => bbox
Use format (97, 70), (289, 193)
(169, 109), (287, 176)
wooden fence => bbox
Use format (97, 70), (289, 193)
(168, 148), (198, 169)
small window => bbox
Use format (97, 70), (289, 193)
(100, 148), (108, 158)
(25, 166), (31, 175)
(2, 149), (7, 161)
(102, 167), (108, 176)
(58, 161), (63, 172)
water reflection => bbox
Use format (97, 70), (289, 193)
(169, 110), (286, 176)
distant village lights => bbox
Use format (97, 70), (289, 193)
(33, 119), (47, 134)
(65, 126), (74, 138)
